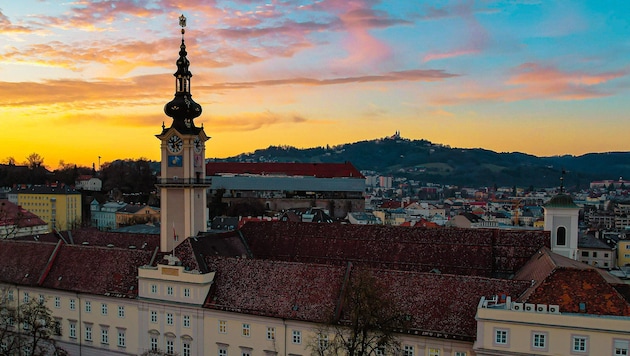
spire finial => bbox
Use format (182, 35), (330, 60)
(179, 14), (186, 38)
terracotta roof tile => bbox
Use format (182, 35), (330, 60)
(239, 222), (549, 277)
(205, 258), (345, 322)
(41, 245), (153, 298)
(525, 268), (630, 316)
(0, 240), (56, 286)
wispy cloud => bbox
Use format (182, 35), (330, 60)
(430, 62), (627, 105)
(421, 1), (491, 62)
(202, 69), (458, 91)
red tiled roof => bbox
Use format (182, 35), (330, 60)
(525, 268), (630, 316)
(238, 222), (549, 277)
(366, 269), (530, 340)
(16, 228), (160, 251)
(206, 162), (364, 178)
(41, 244), (153, 298)
(0, 199), (47, 228)
(0, 240), (57, 286)
(0, 240), (153, 298)
(204, 258), (346, 322)
(202, 256), (530, 340)
(513, 247), (630, 315)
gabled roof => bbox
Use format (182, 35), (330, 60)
(0, 199), (47, 227)
(0, 239), (154, 298)
(578, 234), (613, 250)
(204, 258), (346, 322)
(206, 162), (364, 178)
(238, 222), (549, 278)
(513, 247), (629, 315)
(201, 256), (530, 340)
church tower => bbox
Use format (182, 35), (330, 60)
(156, 15), (210, 252)
(543, 173), (580, 259)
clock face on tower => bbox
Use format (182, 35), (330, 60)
(193, 136), (203, 153)
(167, 135), (183, 153)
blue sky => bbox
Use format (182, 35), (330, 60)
(1, 1), (629, 168)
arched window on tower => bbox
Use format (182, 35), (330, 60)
(556, 226), (566, 246)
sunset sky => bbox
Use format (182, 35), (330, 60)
(1, 1), (629, 169)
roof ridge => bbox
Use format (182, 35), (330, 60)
(38, 239), (64, 285)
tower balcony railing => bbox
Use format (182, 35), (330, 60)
(156, 177), (213, 187)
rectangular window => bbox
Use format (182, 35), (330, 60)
(117, 330), (126, 347)
(219, 347), (227, 356)
(292, 330), (302, 344)
(85, 325), (92, 341)
(266, 327), (275, 340)
(455, 353), (467, 356)
(166, 313), (174, 325)
(150, 337), (158, 351)
(101, 303), (108, 315)
(183, 315), (191, 328)
(101, 328), (109, 345)
(403, 345), (414, 356)
(54, 296), (61, 308)
(428, 348), (440, 356)
(495, 329), (508, 345)
(572, 336), (587, 352)
(242, 351), (251, 356)
(167, 286), (174, 296)
(69, 299), (76, 310)
(581, 251), (589, 257)
(166, 340), (174, 354)
(183, 342), (191, 356)
(151, 310), (158, 323)
(533, 333), (546, 348)
(615, 339), (629, 355)
(69, 322), (76, 338)
(7, 290), (13, 301)
(184, 288), (190, 297)
(218, 320), (227, 333)
(118, 306), (125, 318)
(39, 294), (45, 304)
(151, 284), (157, 294)
(23, 292), (29, 303)
(85, 301), (91, 313)
(242, 323), (250, 337)
(593, 252), (598, 258)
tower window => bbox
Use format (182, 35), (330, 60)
(556, 226), (566, 246)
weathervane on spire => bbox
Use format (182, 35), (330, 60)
(179, 14), (186, 37)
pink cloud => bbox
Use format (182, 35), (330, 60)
(0, 9), (35, 33)
(507, 63), (625, 100)
(430, 62), (626, 105)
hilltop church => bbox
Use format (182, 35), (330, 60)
(1, 15), (630, 356)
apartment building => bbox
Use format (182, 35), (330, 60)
(8, 185), (81, 232)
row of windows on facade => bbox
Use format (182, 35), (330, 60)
(9, 291), (128, 317)
(494, 328), (629, 355)
(5, 291), (471, 356)
(151, 283), (192, 297)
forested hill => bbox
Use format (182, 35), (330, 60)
(216, 137), (630, 189)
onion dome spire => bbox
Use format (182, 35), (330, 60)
(164, 14), (203, 134)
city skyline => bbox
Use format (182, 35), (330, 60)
(1, 1), (629, 168)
